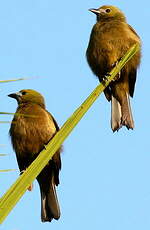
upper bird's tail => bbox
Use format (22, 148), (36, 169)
(111, 93), (134, 132)
(38, 174), (60, 222)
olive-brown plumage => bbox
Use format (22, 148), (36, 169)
(8, 89), (61, 222)
(86, 5), (141, 131)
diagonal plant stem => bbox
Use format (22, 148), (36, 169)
(0, 77), (31, 84)
(0, 112), (15, 115)
(0, 169), (16, 172)
(0, 43), (140, 224)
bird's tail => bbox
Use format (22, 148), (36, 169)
(39, 175), (60, 222)
(111, 93), (134, 132)
(111, 95), (122, 131)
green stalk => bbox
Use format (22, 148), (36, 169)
(0, 43), (140, 223)
(0, 169), (16, 172)
(0, 78), (27, 84)
(0, 112), (15, 115)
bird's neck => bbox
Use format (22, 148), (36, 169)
(97, 16), (126, 23)
(18, 101), (45, 109)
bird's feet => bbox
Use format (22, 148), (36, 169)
(101, 72), (111, 81)
(27, 184), (34, 191)
(111, 61), (121, 81)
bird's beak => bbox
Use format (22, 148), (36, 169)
(8, 91), (22, 102)
(8, 93), (18, 99)
(89, 8), (100, 15)
(8, 91), (23, 101)
(89, 8), (106, 15)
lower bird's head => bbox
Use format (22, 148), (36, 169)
(8, 89), (45, 108)
(89, 5), (126, 22)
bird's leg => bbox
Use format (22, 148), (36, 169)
(102, 72), (111, 81)
(27, 184), (33, 191)
(111, 60), (121, 81)
(100, 72), (111, 84)
(20, 170), (34, 191)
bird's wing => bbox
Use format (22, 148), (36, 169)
(46, 110), (62, 182)
(128, 69), (137, 97)
(47, 111), (60, 132)
(127, 24), (141, 97)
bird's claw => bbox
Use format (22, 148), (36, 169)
(102, 73), (111, 81)
(27, 183), (33, 191)
(111, 61), (121, 81)
(20, 170), (25, 175)
(112, 72), (121, 82)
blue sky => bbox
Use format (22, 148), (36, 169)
(0, 0), (149, 229)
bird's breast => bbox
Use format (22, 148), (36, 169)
(86, 21), (140, 77)
(10, 109), (56, 158)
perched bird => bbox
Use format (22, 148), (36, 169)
(8, 89), (62, 222)
(86, 5), (141, 131)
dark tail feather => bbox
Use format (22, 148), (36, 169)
(39, 177), (60, 222)
(111, 93), (134, 132)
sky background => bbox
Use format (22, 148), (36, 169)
(0, 0), (149, 229)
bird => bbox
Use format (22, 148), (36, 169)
(86, 5), (141, 132)
(8, 89), (62, 222)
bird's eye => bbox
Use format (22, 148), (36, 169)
(22, 91), (27, 95)
(106, 8), (111, 13)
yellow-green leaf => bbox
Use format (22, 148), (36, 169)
(0, 77), (27, 84)
(0, 169), (16, 172)
(0, 43), (140, 223)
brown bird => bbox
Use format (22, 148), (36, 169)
(8, 89), (62, 222)
(86, 5), (141, 131)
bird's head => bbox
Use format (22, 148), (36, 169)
(8, 89), (45, 108)
(89, 5), (126, 22)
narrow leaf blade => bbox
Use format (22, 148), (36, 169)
(0, 44), (140, 223)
